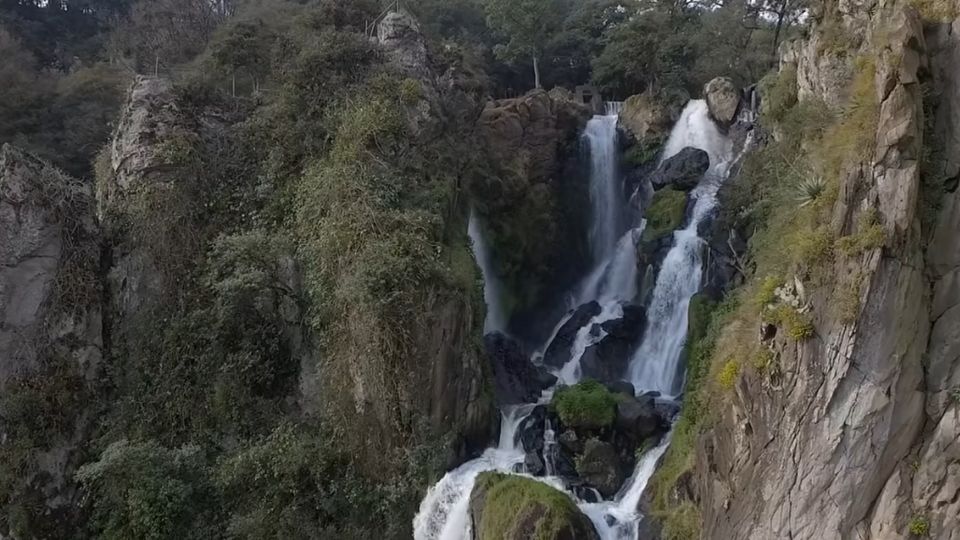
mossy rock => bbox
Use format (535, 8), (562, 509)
(642, 188), (687, 242)
(551, 380), (617, 429)
(469, 472), (599, 540)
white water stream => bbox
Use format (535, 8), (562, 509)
(414, 99), (735, 540)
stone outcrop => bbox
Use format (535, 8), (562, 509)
(377, 9), (430, 80)
(479, 89), (591, 185)
(0, 144), (101, 520)
(694, 5), (960, 540)
(619, 93), (673, 143)
(704, 77), (742, 127)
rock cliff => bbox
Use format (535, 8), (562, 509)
(0, 144), (101, 531)
(690, 3), (960, 539)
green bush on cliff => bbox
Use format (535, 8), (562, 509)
(472, 472), (592, 540)
(643, 188), (687, 242)
(759, 64), (798, 123)
(551, 380), (617, 429)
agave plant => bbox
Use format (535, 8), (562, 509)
(795, 176), (827, 208)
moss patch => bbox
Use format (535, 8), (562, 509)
(472, 472), (592, 540)
(643, 188), (687, 242)
(551, 380), (617, 429)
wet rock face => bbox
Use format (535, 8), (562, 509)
(576, 439), (627, 498)
(704, 77), (742, 127)
(580, 304), (647, 384)
(542, 301), (602, 368)
(485, 333), (557, 405)
(648, 147), (710, 192)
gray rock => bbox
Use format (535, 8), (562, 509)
(648, 147), (710, 192)
(377, 10), (429, 80)
(704, 77), (742, 126)
(576, 439), (627, 499)
(485, 333), (557, 405)
(543, 301), (602, 368)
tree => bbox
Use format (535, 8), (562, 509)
(484, 0), (560, 89)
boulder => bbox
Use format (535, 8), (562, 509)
(615, 394), (666, 443)
(606, 381), (637, 397)
(470, 472), (600, 540)
(558, 429), (584, 455)
(542, 301), (602, 368)
(576, 439), (628, 499)
(485, 333), (558, 405)
(518, 405), (548, 453)
(524, 452), (546, 476)
(649, 147), (710, 191)
(580, 305), (647, 384)
(619, 93), (673, 142)
(704, 77), (742, 127)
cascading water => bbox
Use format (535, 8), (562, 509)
(468, 210), (508, 334)
(414, 99), (736, 540)
(627, 100), (734, 396)
(584, 102), (626, 264)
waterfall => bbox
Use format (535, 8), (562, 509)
(627, 100), (733, 397)
(413, 405), (535, 540)
(414, 100), (734, 540)
(468, 210), (508, 334)
(583, 102), (626, 265)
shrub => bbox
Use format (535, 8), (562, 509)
(752, 348), (775, 372)
(551, 380), (617, 429)
(836, 271), (865, 323)
(755, 276), (781, 308)
(770, 305), (815, 340)
(759, 65), (798, 123)
(837, 208), (885, 256)
(910, 0), (959, 21)
(643, 188), (687, 242)
(76, 440), (216, 540)
(717, 358), (741, 390)
(795, 176), (827, 208)
(908, 514), (930, 536)
(794, 226), (834, 270)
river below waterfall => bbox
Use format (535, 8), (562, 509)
(413, 99), (735, 540)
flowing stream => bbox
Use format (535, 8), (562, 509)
(413, 99), (734, 540)
(468, 210), (508, 334)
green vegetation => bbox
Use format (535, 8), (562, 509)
(755, 276), (782, 307)
(643, 189), (688, 242)
(552, 380), (618, 429)
(472, 472), (591, 540)
(717, 359), (742, 390)
(836, 208), (886, 256)
(908, 514), (930, 536)
(752, 348), (775, 372)
(910, 0), (959, 21)
(759, 64), (799, 123)
(769, 305), (815, 340)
